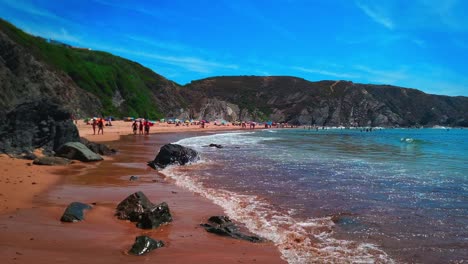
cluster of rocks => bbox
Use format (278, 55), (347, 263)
(0, 100), (115, 165)
(57, 143), (261, 256)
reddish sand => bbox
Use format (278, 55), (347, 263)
(77, 120), (249, 142)
(0, 123), (285, 263)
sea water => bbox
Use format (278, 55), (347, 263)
(163, 128), (468, 263)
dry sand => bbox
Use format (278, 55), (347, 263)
(0, 121), (285, 263)
(77, 120), (248, 142)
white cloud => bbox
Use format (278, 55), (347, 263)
(2, 0), (67, 23)
(293, 66), (360, 79)
(95, 45), (238, 74)
(356, 1), (394, 29)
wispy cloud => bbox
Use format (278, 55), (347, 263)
(2, 0), (68, 24)
(292, 66), (360, 79)
(355, 1), (394, 29)
(224, 1), (297, 41)
(95, 44), (238, 74)
(353, 65), (408, 84)
(30, 27), (81, 44)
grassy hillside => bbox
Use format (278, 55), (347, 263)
(0, 19), (184, 119)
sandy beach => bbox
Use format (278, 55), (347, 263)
(0, 122), (285, 263)
(77, 120), (246, 142)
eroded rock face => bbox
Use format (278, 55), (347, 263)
(0, 100), (80, 154)
(115, 191), (172, 229)
(55, 142), (103, 162)
(33, 156), (71, 166)
(128, 236), (165, 256)
(200, 216), (263, 243)
(147, 144), (198, 169)
(60, 202), (92, 222)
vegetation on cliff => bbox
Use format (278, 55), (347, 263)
(0, 19), (185, 119)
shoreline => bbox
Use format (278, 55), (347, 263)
(0, 124), (285, 263)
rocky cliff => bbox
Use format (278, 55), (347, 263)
(0, 28), (101, 119)
(0, 19), (187, 119)
(185, 76), (468, 127)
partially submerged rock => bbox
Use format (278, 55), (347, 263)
(115, 191), (172, 229)
(33, 156), (71, 166)
(129, 175), (139, 181)
(128, 236), (165, 256)
(60, 202), (92, 222)
(200, 216), (263, 243)
(80, 137), (116, 155)
(55, 142), (103, 162)
(208, 143), (223, 148)
(147, 144), (198, 169)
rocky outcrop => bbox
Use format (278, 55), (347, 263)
(186, 77), (468, 127)
(115, 191), (172, 229)
(147, 144), (199, 169)
(0, 26), (101, 119)
(60, 202), (92, 222)
(128, 236), (165, 256)
(200, 216), (263, 243)
(0, 100), (80, 154)
(80, 137), (116, 156)
(33, 156), (71, 166)
(55, 142), (103, 162)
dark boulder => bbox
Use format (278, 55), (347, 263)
(201, 216), (263, 243)
(55, 142), (103, 162)
(33, 156), (71, 166)
(147, 144), (199, 169)
(0, 99), (80, 155)
(129, 175), (139, 181)
(80, 137), (116, 156)
(115, 191), (154, 221)
(136, 202), (172, 229)
(115, 191), (173, 229)
(17, 152), (37, 160)
(128, 236), (165, 256)
(208, 143), (223, 148)
(60, 202), (92, 222)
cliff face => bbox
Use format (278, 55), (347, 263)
(0, 30), (101, 119)
(0, 19), (187, 119)
(185, 77), (468, 127)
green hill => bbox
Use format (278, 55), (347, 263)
(0, 18), (186, 119)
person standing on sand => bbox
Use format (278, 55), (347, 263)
(132, 121), (138, 135)
(97, 118), (104, 135)
(139, 120), (143, 135)
(144, 120), (150, 135)
(92, 118), (97, 135)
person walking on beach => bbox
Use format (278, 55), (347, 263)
(139, 120), (143, 135)
(92, 118), (97, 135)
(132, 121), (138, 135)
(97, 118), (104, 135)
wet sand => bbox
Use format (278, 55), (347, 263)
(0, 130), (285, 263)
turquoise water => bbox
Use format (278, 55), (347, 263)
(170, 128), (468, 263)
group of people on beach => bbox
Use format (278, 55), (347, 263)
(91, 118), (105, 135)
(132, 120), (151, 135)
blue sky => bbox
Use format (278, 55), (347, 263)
(0, 0), (467, 96)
